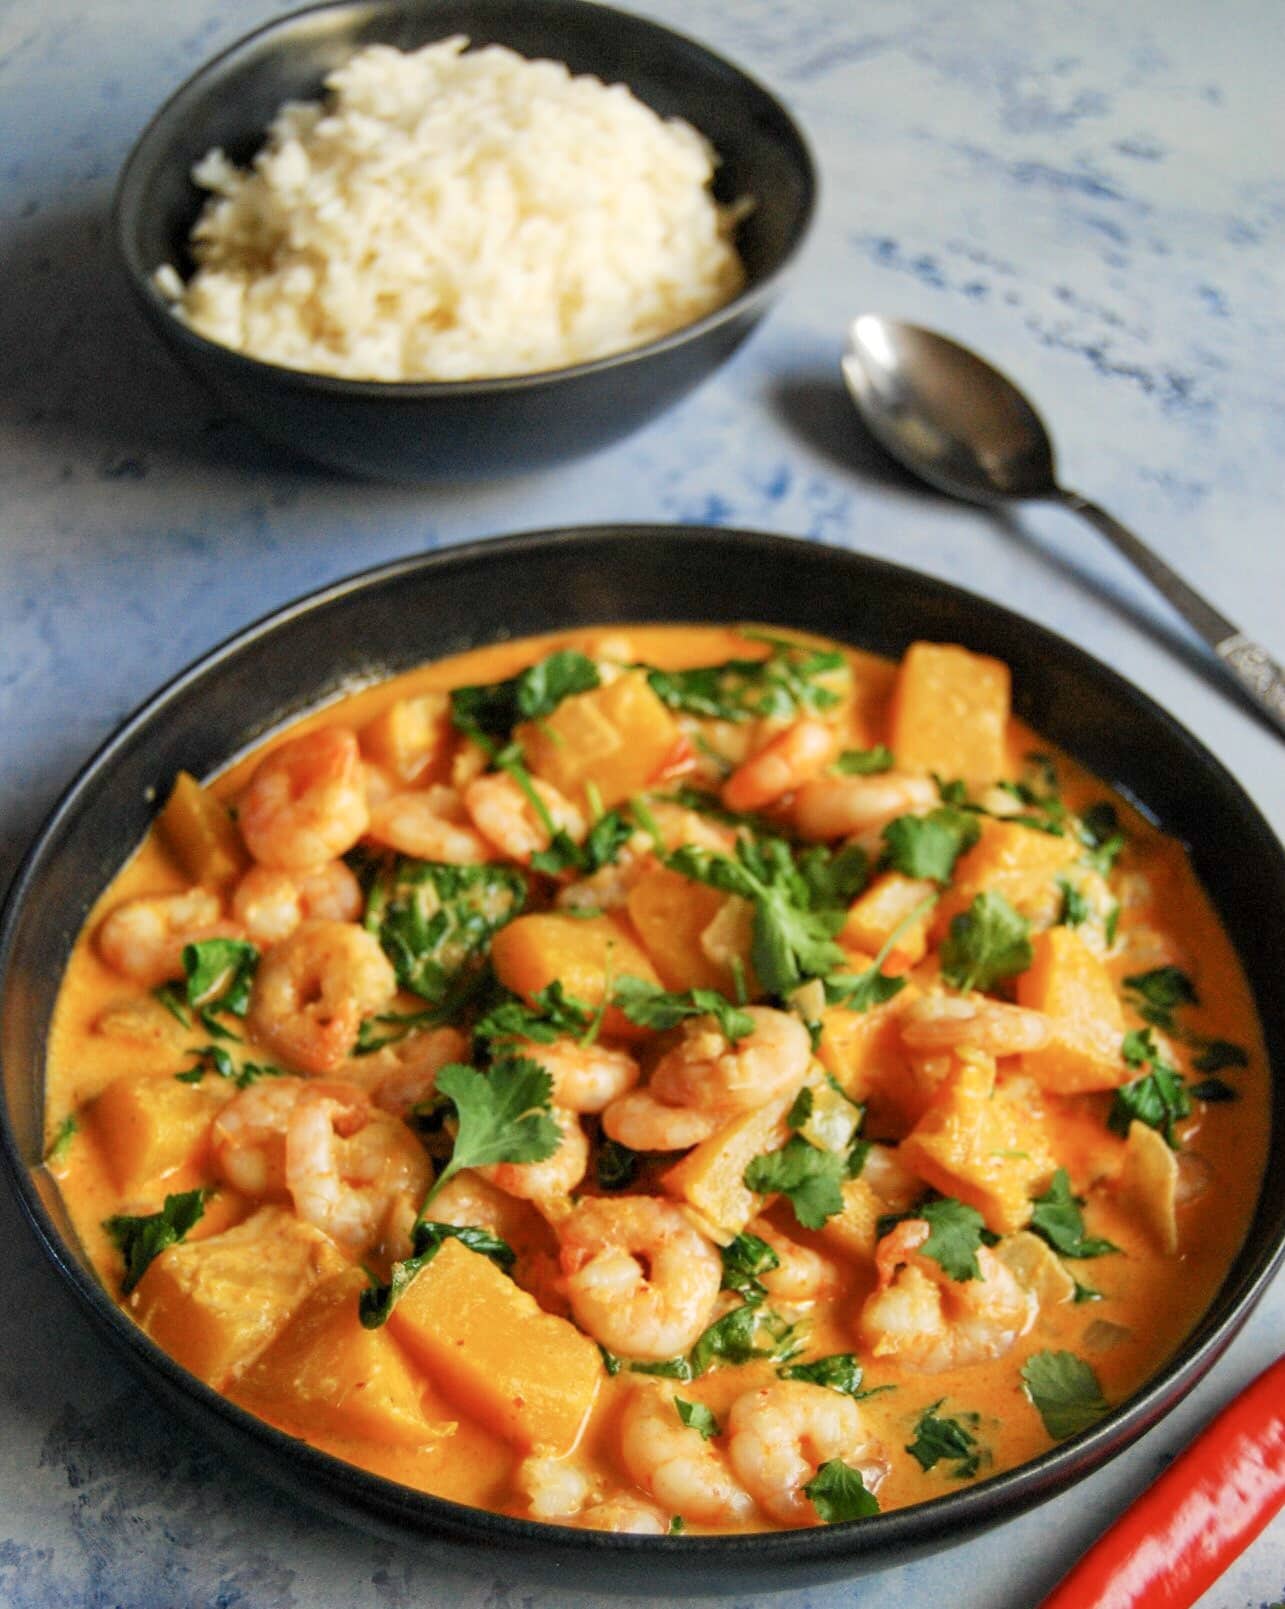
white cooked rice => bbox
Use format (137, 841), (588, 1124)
(156, 38), (747, 381)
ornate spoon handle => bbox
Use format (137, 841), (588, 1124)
(1057, 489), (1285, 740)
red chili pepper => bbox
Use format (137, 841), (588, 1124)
(1037, 1353), (1285, 1609)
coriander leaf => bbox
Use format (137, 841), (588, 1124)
(645, 641), (846, 724)
(798, 841), (870, 907)
(668, 1516), (686, 1534)
(917, 1198), (990, 1282)
(882, 807), (981, 883)
(1028, 1170), (1119, 1258)
(104, 1188), (207, 1294)
(939, 891), (1033, 992)
(804, 1459), (881, 1523)
(177, 1043), (287, 1090)
(1111, 1029), (1191, 1147)
(720, 1232), (781, 1303)
(359, 1220), (516, 1327)
(45, 1114), (77, 1164)
(1123, 966), (1198, 1030)
(368, 858), (526, 1008)
(152, 982), (192, 1027)
(355, 1004), (444, 1055)
(743, 1136), (846, 1230)
(1057, 879), (1090, 928)
(1021, 1350), (1110, 1441)
(689, 1303), (765, 1376)
(629, 1357), (694, 1380)
(1190, 1077), (1237, 1103)
(778, 1353), (866, 1397)
(425, 1056), (560, 1210)
(1191, 1039), (1248, 1075)
(182, 938), (258, 1017)
(451, 650), (600, 743)
(598, 1345), (622, 1376)
(474, 982), (593, 1045)
(674, 1397), (720, 1440)
(1078, 802), (1126, 876)
(1072, 1277), (1103, 1304)
(906, 1401), (983, 1477)
(582, 808), (634, 873)
(787, 1086), (814, 1131)
(596, 1138), (639, 1190)
(612, 975), (753, 1042)
(824, 967), (906, 1012)
(834, 744), (894, 775)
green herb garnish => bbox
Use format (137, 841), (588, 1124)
(104, 1188), (207, 1294)
(1021, 1350), (1110, 1440)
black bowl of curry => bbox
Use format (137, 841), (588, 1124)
(1, 527), (1282, 1593)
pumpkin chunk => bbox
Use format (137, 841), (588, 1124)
(236, 1267), (452, 1446)
(389, 1237), (601, 1455)
(130, 1207), (347, 1387)
(662, 1092), (795, 1242)
(90, 1071), (232, 1194)
(360, 692), (453, 785)
(1017, 927), (1129, 1093)
(934, 817), (1079, 936)
(627, 865), (737, 993)
(842, 873), (937, 974)
(898, 1055), (1055, 1234)
(518, 671), (681, 809)
(890, 643), (1010, 784)
(156, 770), (247, 888)
(490, 912), (660, 1041)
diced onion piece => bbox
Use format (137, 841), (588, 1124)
(995, 1230), (1075, 1306)
(1119, 1119), (1179, 1254)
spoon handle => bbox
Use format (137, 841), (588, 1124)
(1058, 489), (1285, 739)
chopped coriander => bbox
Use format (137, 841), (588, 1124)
(152, 982), (191, 1028)
(1028, 1170), (1119, 1258)
(777, 1353), (866, 1398)
(1021, 1350), (1110, 1440)
(182, 937), (258, 1016)
(804, 1459), (881, 1523)
(474, 982), (594, 1045)
(833, 744), (894, 775)
(422, 1056), (561, 1213)
(366, 858), (526, 1009)
(596, 1138), (639, 1190)
(450, 650), (600, 744)
(674, 1398), (720, 1440)
(1057, 878), (1090, 928)
(629, 1357), (694, 1381)
(355, 1004), (445, 1055)
(1191, 1039), (1248, 1075)
(611, 975), (753, 1042)
(176, 1043), (287, 1089)
(1078, 802), (1126, 875)
(644, 640), (846, 725)
(1110, 1029), (1191, 1147)
(104, 1188), (207, 1295)
(743, 1136), (846, 1230)
(907, 1401), (983, 1477)
(882, 807), (981, 883)
(668, 1516), (686, 1535)
(581, 808), (634, 873)
(720, 1232), (781, 1304)
(823, 889), (937, 1013)
(917, 1198), (993, 1282)
(359, 1220), (516, 1328)
(1190, 1076), (1237, 1103)
(45, 1114), (77, 1165)
(1071, 1277), (1104, 1304)
(599, 1345), (623, 1376)
(689, 1303), (767, 1376)
(1123, 966), (1198, 1030)
(787, 1086), (814, 1131)
(939, 891), (1033, 992)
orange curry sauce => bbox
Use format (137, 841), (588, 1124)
(43, 626), (1268, 1532)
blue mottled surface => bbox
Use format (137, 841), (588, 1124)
(1, 1), (1283, 1603)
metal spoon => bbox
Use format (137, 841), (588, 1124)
(842, 315), (1285, 738)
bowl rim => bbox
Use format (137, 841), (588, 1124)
(2, 525), (1282, 1575)
(111, 0), (819, 397)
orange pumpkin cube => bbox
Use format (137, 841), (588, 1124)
(627, 865), (738, 994)
(90, 1071), (232, 1195)
(360, 692), (453, 785)
(1017, 928), (1129, 1093)
(489, 912), (661, 1041)
(841, 873), (937, 974)
(157, 771), (247, 888)
(934, 818), (1079, 936)
(518, 671), (682, 809)
(388, 1237), (601, 1454)
(890, 643), (1011, 784)
(662, 1092), (795, 1242)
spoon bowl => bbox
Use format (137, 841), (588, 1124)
(842, 314), (1285, 738)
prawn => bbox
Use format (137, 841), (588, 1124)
(478, 1107), (589, 1202)
(601, 1088), (722, 1152)
(858, 1218), (1037, 1373)
(518, 1038), (641, 1114)
(721, 719), (838, 814)
(577, 1496), (667, 1535)
(649, 1006), (811, 1113)
(97, 888), (240, 988)
(747, 1217), (843, 1306)
(790, 771), (938, 843)
(230, 860), (362, 946)
(726, 1381), (889, 1527)
(900, 994), (1053, 1057)
(367, 786), (490, 864)
(238, 727), (369, 870)
(464, 772), (586, 865)
(285, 1085), (431, 1256)
(515, 1455), (593, 1521)
(559, 1196), (721, 1361)
(619, 1383), (755, 1526)
(210, 1075), (313, 1197)
(247, 919), (397, 1075)
(361, 1025), (470, 1116)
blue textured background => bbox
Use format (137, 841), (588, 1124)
(1, 1), (1281, 1603)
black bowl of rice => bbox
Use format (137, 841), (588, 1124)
(113, 0), (816, 480)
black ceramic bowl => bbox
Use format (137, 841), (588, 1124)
(2, 529), (1282, 1594)
(112, 0), (816, 481)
